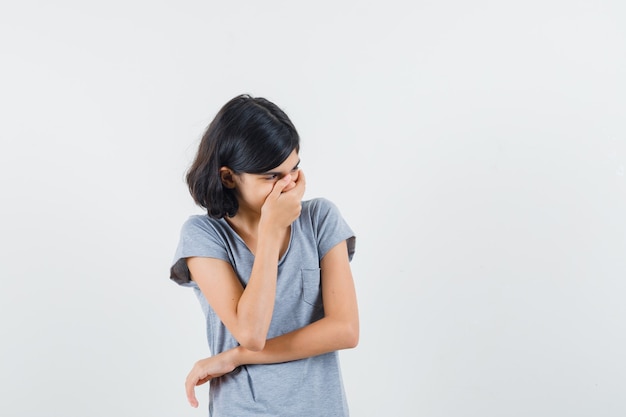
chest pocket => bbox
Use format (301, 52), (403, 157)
(301, 268), (323, 307)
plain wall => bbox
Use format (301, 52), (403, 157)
(1, 1), (625, 416)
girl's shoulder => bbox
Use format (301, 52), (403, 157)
(179, 213), (232, 240)
(182, 213), (216, 227)
(301, 197), (339, 216)
(300, 197), (349, 229)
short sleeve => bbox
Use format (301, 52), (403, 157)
(169, 216), (231, 286)
(310, 198), (356, 261)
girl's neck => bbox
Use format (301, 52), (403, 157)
(225, 212), (291, 259)
(225, 209), (260, 237)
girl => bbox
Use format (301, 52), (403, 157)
(170, 94), (359, 416)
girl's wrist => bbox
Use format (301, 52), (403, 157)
(257, 221), (284, 241)
(228, 346), (245, 368)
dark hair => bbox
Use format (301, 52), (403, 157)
(186, 94), (300, 218)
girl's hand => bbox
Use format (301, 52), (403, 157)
(185, 350), (238, 408)
(260, 170), (306, 231)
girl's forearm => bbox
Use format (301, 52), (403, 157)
(230, 316), (358, 366)
(234, 233), (282, 351)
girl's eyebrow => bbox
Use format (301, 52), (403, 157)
(262, 160), (301, 176)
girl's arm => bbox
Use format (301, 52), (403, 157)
(235, 239), (359, 364)
(185, 240), (358, 407)
(187, 173), (305, 352)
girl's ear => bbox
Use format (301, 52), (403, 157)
(219, 167), (236, 189)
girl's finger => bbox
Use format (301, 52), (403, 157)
(269, 174), (292, 197)
(185, 373), (199, 408)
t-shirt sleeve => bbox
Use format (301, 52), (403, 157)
(169, 216), (231, 286)
(312, 198), (356, 262)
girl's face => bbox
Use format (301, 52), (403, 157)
(230, 149), (301, 215)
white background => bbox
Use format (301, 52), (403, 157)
(1, 1), (625, 416)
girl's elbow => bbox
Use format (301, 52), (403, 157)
(238, 332), (266, 352)
(348, 329), (359, 349)
(342, 321), (359, 349)
(243, 340), (265, 352)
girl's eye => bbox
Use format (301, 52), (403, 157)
(263, 167), (298, 180)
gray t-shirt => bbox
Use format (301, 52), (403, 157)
(170, 198), (356, 417)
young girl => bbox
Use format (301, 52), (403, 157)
(170, 94), (359, 416)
